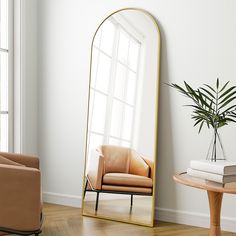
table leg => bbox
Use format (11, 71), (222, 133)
(207, 191), (223, 236)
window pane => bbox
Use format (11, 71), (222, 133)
(109, 137), (130, 148)
(110, 99), (123, 137)
(121, 141), (130, 147)
(90, 48), (99, 88)
(122, 105), (133, 140)
(0, 0), (8, 49)
(128, 40), (140, 71)
(0, 114), (8, 151)
(0, 51), (8, 110)
(114, 63), (126, 100)
(91, 92), (107, 133)
(93, 27), (101, 48)
(100, 20), (115, 56)
(109, 137), (120, 146)
(126, 71), (136, 105)
(96, 53), (111, 93)
(87, 133), (103, 161)
(118, 30), (129, 63)
(89, 133), (103, 150)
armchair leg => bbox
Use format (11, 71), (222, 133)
(95, 192), (100, 211)
(131, 194), (133, 207)
(84, 179), (88, 198)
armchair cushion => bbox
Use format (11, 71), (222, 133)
(0, 155), (24, 167)
(102, 185), (152, 194)
(103, 173), (152, 188)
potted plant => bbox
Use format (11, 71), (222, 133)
(169, 78), (236, 162)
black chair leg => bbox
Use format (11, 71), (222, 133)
(95, 192), (100, 211)
(83, 179), (88, 198)
(131, 194), (133, 207)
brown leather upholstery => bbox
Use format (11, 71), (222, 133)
(143, 158), (154, 180)
(103, 173), (153, 187)
(86, 145), (153, 194)
(129, 150), (149, 177)
(0, 153), (42, 233)
(100, 145), (130, 174)
(0, 152), (39, 169)
(0, 155), (25, 166)
(102, 185), (152, 193)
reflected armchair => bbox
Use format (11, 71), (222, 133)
(84, 145), (153, 211)
(0, 152), (42, 236)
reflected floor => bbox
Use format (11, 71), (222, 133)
(83, 192), (153, 225)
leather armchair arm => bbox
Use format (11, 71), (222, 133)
(0, 152), (39, 169)
(129, 150), (150, 177)
(143, 158), (154, 179)
(0, 164), (41, 231)
(86, 149), (104, 190)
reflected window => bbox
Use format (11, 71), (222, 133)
(88, 17), (141, 151)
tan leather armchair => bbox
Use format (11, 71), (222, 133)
(0, 152), (42, 236)
(84, 145), (153, 211)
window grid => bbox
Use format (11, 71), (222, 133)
(88, 18), (141, 152)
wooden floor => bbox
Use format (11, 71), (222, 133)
(40, 203), (236, 236)
(83, 194), (152, 225)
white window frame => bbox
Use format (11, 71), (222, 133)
(0, 0), (14, 151)
(88, 16), (143, 150)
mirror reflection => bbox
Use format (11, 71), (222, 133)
(82, 9), (160, 226)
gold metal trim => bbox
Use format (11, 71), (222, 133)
(81, 7), (161, 227)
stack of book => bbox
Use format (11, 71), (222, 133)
(187, 160), (236, 184)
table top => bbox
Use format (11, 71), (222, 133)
(173, 172), (236, 194)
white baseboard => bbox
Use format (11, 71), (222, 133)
(156, 207), (236, 233)
(43, 192), (82, 208)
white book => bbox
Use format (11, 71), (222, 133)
(187, 168), (236, 184)
(190, 160), (236, 175)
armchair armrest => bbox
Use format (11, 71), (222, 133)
(0, 152), (39, 169)
(86, 149), (104, 190)
(0, 164), (41, 231)
(129, 150), (150, 177)
(143, 158), (154, 179)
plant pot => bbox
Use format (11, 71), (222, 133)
(206, 129), (226, 162)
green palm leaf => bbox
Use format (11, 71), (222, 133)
(168, 78), (236, 133)
(218, 86), (236, 99)
(218, 91), (236, 105)
(219, 81), (230, 93)
(218, 96), (236, 110)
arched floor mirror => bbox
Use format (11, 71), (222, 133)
(82, 8), (161, 227)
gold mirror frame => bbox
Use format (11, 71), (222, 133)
(82, 7), (161, 227)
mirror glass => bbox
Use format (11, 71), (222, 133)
(82, 8), (160, 226)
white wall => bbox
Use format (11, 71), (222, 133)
(38, 0), (236, 232)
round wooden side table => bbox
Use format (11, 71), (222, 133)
(173, 172), (236, 236)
